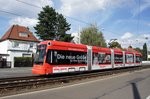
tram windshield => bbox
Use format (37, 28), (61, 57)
(34, 44), (47, 64)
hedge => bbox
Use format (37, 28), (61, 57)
(14, 57), (33, 67)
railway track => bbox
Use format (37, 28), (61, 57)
(0, 65), (149, 97)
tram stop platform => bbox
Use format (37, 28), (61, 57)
(0, 67), (33, 78)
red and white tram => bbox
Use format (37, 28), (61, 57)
(32, 40), (142, 75)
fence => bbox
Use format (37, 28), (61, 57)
(0, 61), (11, 68)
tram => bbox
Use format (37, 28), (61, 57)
(32, 40), (142, 75)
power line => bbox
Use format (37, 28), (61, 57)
(137, 0), (141, 34)
(16, 0), (42, 9)
(15, 0), (91, 25)
(15, 0), (121, 36)
(101, 28), (125, 38)
(0, 0), (120, 39)
(65, 16), (90, 25)
(0, 0), (90, 25)
(0, 9), (22, 17)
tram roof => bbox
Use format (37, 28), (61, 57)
(40, 40), (87, 49)
(92, 46), (111, 53)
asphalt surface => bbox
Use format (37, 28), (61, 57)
(0, 67), (33, 78)
(0, 63), (149, 78)
(1, 68), (150, 99)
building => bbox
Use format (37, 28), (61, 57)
(0, 25), (39, 68)
(148, 51), (150, 60)
(71, 32), (80, 44)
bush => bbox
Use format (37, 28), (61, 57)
(14, 57), (33, 67)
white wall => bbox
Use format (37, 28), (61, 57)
(0, 40), (9, 54)
(8, 40), (37, 51)
(71, 32), (80, 44)
(8, 51), (33, 68)
(148, 55), (150, 59)
(0, 40), (38, 68)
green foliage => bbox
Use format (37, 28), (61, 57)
(134, 47), (143, 54)
(14, 57), (33, 67)
(109, 41), (122, 49)
(34, 6), (72, 42)
(80, 24), (107, 47)
(59, 34), (73, 42)
(142, 43), (147, 60)
(128, 45), (132, 48)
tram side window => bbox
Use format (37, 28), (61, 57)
(114, 54), (123, 63)
(126, 54), (134, 63)
(100, 53), (111, 64)
(93, 53), (99, 65)
(46, 50), (51, 64)
(93, 53), (111, 64)
(46, 50), (87, 65)
(136, 56), (141, 63)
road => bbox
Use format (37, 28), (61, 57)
(0, 63), (149, 78)
(0, 67), (32, 78)
(1, 68), (150, 99)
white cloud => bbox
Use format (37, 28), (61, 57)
(9, 17), (38, 28)
(0, 0), (53, 18)
(0, 0), (53, 30)
(59, 0), (131, 16)
(118, 33), (150, 50)
(121, 32), (133, 39)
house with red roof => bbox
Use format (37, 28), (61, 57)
(0, 25), (39, 68)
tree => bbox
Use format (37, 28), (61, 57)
(109, 41), (122, 49)
(80, 24), (107, 47)
(134, 47), (142, 54)
(142, 43), (147, 60)
(34, 6), (73, 42)
(128, 45), (133, 48)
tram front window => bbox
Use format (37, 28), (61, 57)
(34, 44), (47, 64)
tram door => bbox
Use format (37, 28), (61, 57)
(87, 46), (92, 71)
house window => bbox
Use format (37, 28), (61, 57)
(19, 32), (28, 37)
(30, 43), (34, 48)
(22, 54), (32, 57)
(12, 42), (19, 48)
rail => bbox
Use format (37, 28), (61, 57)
(0, 65), (149, 97)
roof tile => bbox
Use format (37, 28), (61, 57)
(0, 25), (39, 42)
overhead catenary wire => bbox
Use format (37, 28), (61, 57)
(2, 0), (143, 45)
(16, 0), (42, 9)
(137, 0), (141, 34)
(15, 0), (91, 25)
(15, 0), (123, 38)
(0, 9), (122, 44)
(0, 9), (22, 17)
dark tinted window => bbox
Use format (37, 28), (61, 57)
(136, 56), (141, 63)
(34, 44), (47, 64)
(93, 53), (111, 64)
(125, 54), (134, 63)
(46, 50), (87, 65)
(114, 54), (123, 63)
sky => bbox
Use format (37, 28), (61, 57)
(0, 0), (150, 50)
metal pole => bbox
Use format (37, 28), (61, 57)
(78, 25), (81, 44)
(145, 37), (148, 61)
